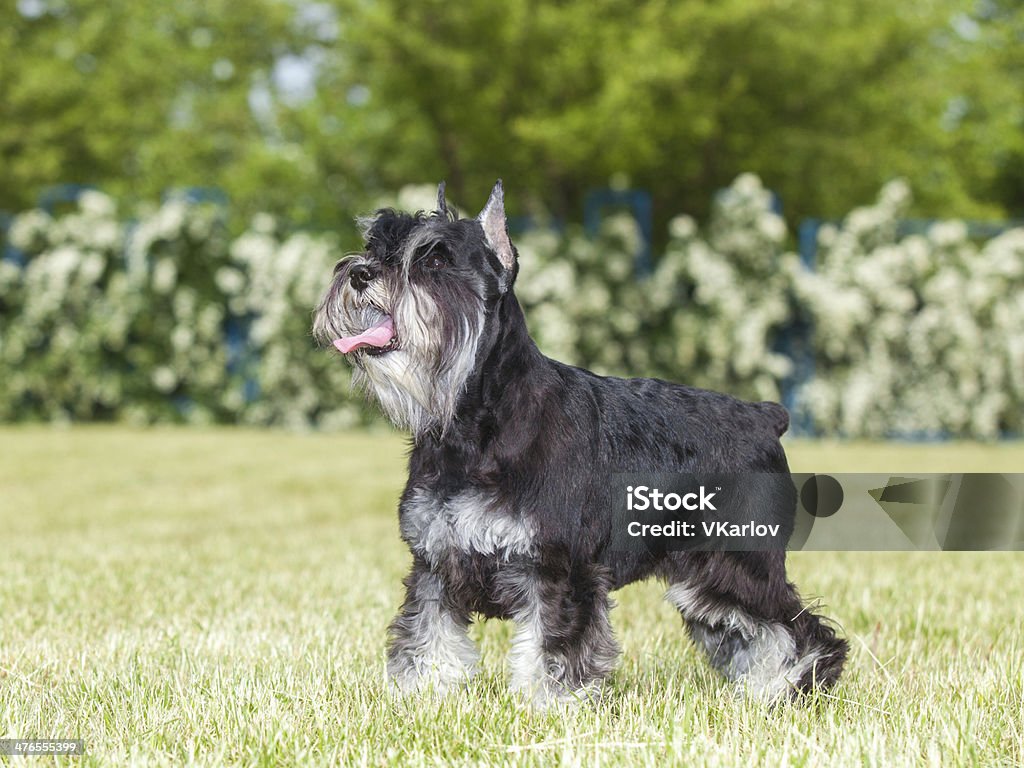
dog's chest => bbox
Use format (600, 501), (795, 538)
(400, 489), (534, 565)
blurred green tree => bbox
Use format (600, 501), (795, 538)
(1, 0), (1020, 229)
(972, 0), (1024, 217)
(297, 0), (1021, 226)
(0, 0), (315, 223)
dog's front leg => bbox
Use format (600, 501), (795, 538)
(386, 558), (478, 696)
(505, 562), (620, 707)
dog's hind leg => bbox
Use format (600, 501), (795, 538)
(386, 557), (479, 696)
(663, 551), (847, 701)
(500, 560), (620, 707)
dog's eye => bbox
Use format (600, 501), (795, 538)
(424, 250), (448, 270)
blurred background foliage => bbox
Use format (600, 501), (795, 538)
(2, 178), (1022, 437)
(2, 0), (1023, 438)
(2, 0), (1023, 231)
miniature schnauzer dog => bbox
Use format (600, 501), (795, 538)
(313, 181), (847, 705)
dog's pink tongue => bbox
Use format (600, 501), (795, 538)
(333, 316), (394, 354)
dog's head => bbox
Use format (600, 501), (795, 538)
(313, 181), (518, 435)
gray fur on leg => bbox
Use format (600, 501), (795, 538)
(505, 567), (619, 708)
(386, 564), (478, 696)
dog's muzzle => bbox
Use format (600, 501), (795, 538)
(316, 262), (400, 356)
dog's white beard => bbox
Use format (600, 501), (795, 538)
(357, 287), (483, 437)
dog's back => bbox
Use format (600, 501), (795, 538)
(553, 363), (792, 475)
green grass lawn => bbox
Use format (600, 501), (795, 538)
(1, 427), (1022, 767)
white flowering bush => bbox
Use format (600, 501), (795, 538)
(790, 180), (1024, 439)
(118, 198), (242, 424)
(0, 194), (366, 428)
(643, 175), (793, 402)
(227, 216), (364, 430)
(516, 213), (646, 374)
(515, 174), (792, 402)
(0, 192), (133, 422)
(1, 177), (1021, 437)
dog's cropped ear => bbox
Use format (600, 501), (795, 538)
(477, 180), (515, 272)
(436, 181), (448, 218)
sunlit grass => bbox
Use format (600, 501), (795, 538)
(1, 427), (1022, 766)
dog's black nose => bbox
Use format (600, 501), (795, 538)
(350, 264), (378, 292)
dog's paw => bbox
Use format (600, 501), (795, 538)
(386, 659), (476, 699)
(511, 677), (605, 711)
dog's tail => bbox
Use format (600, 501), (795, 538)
(758, 401), (790, 438)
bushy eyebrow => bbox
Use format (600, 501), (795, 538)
(413, 239), (449, 258)
(403, 225), (452, 269)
